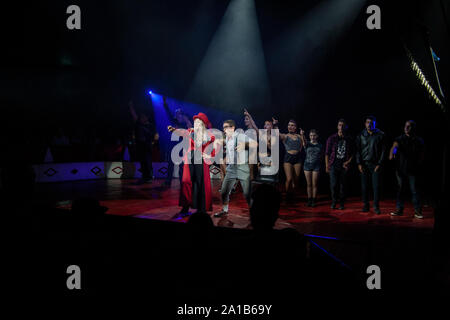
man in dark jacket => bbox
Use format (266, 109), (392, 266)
(129, 100), (158, 183)
(325, 119), (353, 210)
(389, 120), (424, 218)
(355, 115), (386, 214)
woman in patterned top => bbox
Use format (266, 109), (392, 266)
(303, 129), (323, 207)
(272, 118), (306, 201)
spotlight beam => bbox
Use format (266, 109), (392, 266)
(269, 0), (367, 82)
(186, 0), (271, 112)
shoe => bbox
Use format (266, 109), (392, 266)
(172, 207), (190, 219)
(374, 207), (381, 214)
(306, 198), (312, 207)
(311, 198), (316, 208)
(362, 204), (369, 212)
(338, 205), (345, 210)
(390, 208), (403, 216)
(414, 209), (423, 219)
(214, 210), (228, 218)
(163, 180), (171, 187)
(179, 206), (189, 214)
(330, 202), (337, 209)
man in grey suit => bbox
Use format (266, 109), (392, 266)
(214, 119), (258, 217)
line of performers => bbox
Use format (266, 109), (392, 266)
(130, 99), (425, 219)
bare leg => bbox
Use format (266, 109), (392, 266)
(284, 163), (294, 193)
(304, 170), (313, 199)
(312, 171), (320, 199)
(293, 163), (302, 191)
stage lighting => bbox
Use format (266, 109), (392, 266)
(405, 47), (445, 112)
(148, 90), (153, 95)
(186, 0), (271, 111)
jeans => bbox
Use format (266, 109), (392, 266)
(329, 165), (348, 205)
(360, 162), (380, 208)
(136, 143), (153, 180)
(396, 171), (420, 210)
(221, 175), (252, 206)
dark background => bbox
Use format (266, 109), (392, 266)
(1, 0), (449, 199)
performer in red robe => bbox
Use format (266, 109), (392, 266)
(168, 112), (215, 214)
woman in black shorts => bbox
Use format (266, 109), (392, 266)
(273, 118), (306, 199)
(303, 129), (323, 207)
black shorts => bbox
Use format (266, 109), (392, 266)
(303, 161), (321, 172)
(284, 152), (303, 165)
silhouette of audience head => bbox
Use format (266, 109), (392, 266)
(250, 184), (281, 231)
(187, 211), (214, 229)
(187, 212), (214, 246)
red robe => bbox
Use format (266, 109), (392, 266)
(179, 129), (216, 211)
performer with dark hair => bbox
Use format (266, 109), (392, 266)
(356, 115), (386, 214)
(243, 109), (259, 181)
(128, 100), (159, 183)
(243, 109), (275, 157)
(162, 96), (192, 187)
(325, 119), (353, 210)
(168, 112), (215, 215)
(389, 120), (425, 219)
(243, 109), (276, 180)
(303, 129), (323, 207)
(214, 119), (257, 217)
(272, 118), (305, 201)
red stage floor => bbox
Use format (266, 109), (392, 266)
(34, 178), (436, 273)
(36, 178), (434, 243)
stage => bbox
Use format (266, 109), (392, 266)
(35, 178), (434, 237)
(30, 178), (437, 293)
